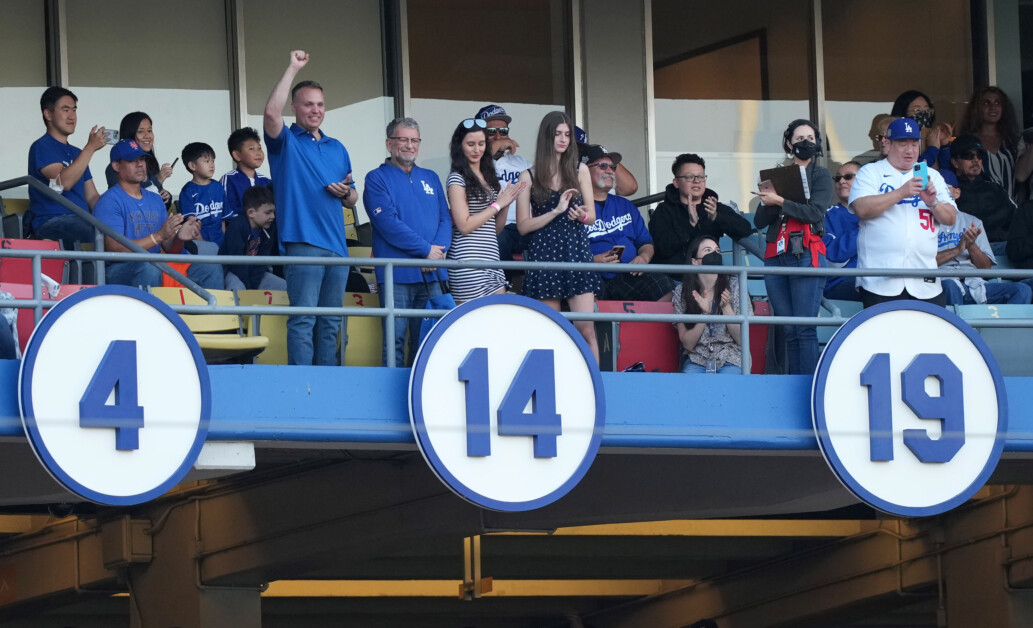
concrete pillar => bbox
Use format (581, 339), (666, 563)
(128, 501), (261, 628)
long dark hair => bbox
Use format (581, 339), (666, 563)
(531, 111), (581, 205)
(118, 111), (159, 176)
(960, 86), (1021, 149)
(680, 236), (730, 325)
(448, 122), (499, 201)
(890, 90), (935, 123)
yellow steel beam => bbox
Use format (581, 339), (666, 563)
(262, 579), (695, 598)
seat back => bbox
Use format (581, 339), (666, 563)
(0, 238), (67, 284)
(237, 289), (289, 365)
(149, 287), (242, 334)
(952, 303), (1033, 376)
(344, 291), (383, 367)
(0, 282), (95, 352)
(596, 301), (680, 373)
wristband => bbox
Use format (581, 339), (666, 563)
(580, 213), (588, 224)
(489, 202), (500, 215)
(149, 233), (159, 246)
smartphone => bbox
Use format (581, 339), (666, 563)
(102, 129), (119, 145)
(913, 162), (929, 189)
(758, 180), (775, 194)
(170, 157), (179, 169)
(610, 245), (626, 258)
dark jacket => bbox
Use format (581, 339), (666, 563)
(957, 175), (1015, 243)
(218, 214), (280, 289)
(648, 184), (752, 268)
(754, 161), (833, 244)
(1006, 200), (1033, 269)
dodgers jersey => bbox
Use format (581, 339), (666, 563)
(848, 159), (957, 299)
(494, 152), (531, 225)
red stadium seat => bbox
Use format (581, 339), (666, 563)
(0, 282), (95, 353)
(0, 238), (67, 285)
(596, 301), (680, 373)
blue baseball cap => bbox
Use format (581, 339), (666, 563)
(574, 126), (587, 144)
(885, 118), (922, 140)
(475, 104), (511, 124)
(110, 139), (147, 163)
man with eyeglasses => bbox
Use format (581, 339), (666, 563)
(364, 117), (451, 367)
(649, 153), (752, 276)
(582, 145), (673, 301)
(264, 50), (356, 366)
(474, 104), (532, 263)
(822, 161), (863, 301)
(950, 134), (1014, 256)
(848, 117), (957, 308)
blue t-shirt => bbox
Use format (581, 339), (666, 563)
(27, 133), (94, 229)
(586, 195), (652, 279)
(363, 161), (452, 284)
(220, 169), (272, 221)
(264, 123), (352, 257)
(179, 180), (226, 246)
(94, 185), (167, 254)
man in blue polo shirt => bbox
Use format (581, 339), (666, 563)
(364, 117), (451, 367)
(27, 86), (107, 248)
(264, 50), (356, 366)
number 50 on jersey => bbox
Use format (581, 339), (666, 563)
(409, 295), (605, 512)
(812, 301), (1007, 517)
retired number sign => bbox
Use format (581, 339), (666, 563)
(409, 295), (605, 511)
(812, 301), (1007, 516)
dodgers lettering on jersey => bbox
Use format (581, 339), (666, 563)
(422, 180), (435, 195)
(185, 196), (224, 221)
(586, 213), (634, 238)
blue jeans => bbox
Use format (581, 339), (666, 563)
(497, 222), (529, 261)
(284, 242), (350, 366)
(35, 214), (95, 249)
(379, 280), (442, 367)
(105, 255), (223, 289)
(764, 252), (826, 375)
(943, 280), (1032, 305)
(681, 361), (741, 374)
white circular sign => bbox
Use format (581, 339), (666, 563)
(812, 301), (1006, 516)
(19, 286), (211, 505)
(409, 295), (605, 511)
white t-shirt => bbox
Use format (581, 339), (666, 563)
(494, 152), (532, 225)
(848, 159), (957, 299)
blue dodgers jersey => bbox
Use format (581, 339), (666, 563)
(179, 181), (227, 246)
(27, 134), (94, 227)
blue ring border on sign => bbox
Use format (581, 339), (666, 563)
(409, 293), (606, 512)
(18, 285), (212, 506)
(812, 300), (1007, 517)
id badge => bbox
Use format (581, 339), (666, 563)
(776, 237), (786, 255)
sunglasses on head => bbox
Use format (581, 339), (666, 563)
(485, 127), (510, 137)
(462, 118), (487, 130)
(832, 173), (856, 182)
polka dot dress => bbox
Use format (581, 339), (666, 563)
(523, 190), (601, 299)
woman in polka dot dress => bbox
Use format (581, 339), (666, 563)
(515, 111), (600, 362)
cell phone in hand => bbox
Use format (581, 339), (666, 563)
(610, 245), (626, 258)
(758, 180), (775, 194)
(913, 162), (929, 189)
(102, 129), (119, 145)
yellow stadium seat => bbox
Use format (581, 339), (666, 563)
(236, 289), (289, 365)
(344, 291), (382, 367)
(150, 287), (268, 364)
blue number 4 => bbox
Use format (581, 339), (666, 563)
(458, 348), (563, 458)
(79, 340), (144, 451)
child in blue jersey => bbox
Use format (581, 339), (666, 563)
(179, 142), (227, 247)
(219, 185), (285, 291)
(220, 127), (272, 221)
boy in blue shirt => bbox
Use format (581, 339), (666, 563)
(219, 185), (285, 291)
(179, 142), (227, 247)
(220, 127), (272, 221)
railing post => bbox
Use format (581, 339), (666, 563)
(739, 268), (751, 375)
(31, 254), (43, 326)
(384, 263), (395, 368)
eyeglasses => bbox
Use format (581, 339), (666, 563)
(675, 174), (707, 182)
(484, 127), (510, 137)
(874, 134), (886, 142)
(462, 118), (486, 130)
(957, 151), (983, 161)
(589, 162), (616, 171)
(389, 136), (422, 146)
(832, 173), (856, 182)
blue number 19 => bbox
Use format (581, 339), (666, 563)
(860, 352), (965, 463)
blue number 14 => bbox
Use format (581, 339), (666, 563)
(458, 348), (562, 458)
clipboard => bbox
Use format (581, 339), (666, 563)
(759, 166), (807, 204)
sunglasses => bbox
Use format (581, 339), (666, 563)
(485, 127), (510, 137)
(462, 118), (487, 130)
(957, 151), (983, 161)
(589, 162), (617, 171)
(833, 173), (856, 182)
